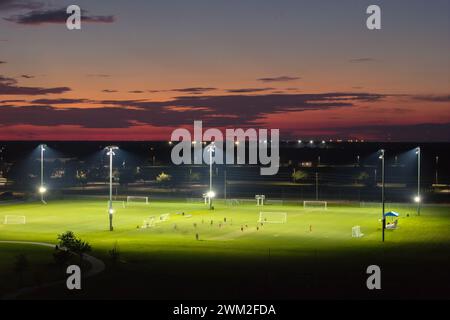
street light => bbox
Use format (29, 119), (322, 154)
(206, 143), (215, 210)
(415, 147), (421, 216)
(379, 149), (386, 242)
(39, 144), (47, 204)
(106, 146), (118, 231)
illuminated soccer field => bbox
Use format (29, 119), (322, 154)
(1, 200), (449, 299)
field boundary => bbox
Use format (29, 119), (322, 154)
(0, 240), (105, 300)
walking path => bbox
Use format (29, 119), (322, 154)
(0, 240), (105, 300)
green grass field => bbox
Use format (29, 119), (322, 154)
(1, 199), (449, 299)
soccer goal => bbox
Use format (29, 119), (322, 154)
(258, 212), (287, 224)
(126, 196), (149, 205)
(303, 201), (327, 210)
(3, 215), (26, 224)
(225, 199), (240, 206)
(107, 201), (125, 208)
(142, 216), (155, 228)
(159, 213), (170, 221)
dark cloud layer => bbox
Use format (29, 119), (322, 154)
(171, 87), (217, 94)
(257, 76), (300, 82)
(413, 94), (450, 102)
(0, 92), (385, 129)
(226, 88), (274, 93)
(5, 7), (114, 25)
(0, 75), (70, 95)
(1, 92), (447, 141)
(31, 98), (88, 104)
(330, 122), (450, 142)
(0, 0), (43, 11)
(348, 58), (377, 63)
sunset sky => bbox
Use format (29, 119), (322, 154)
(0, 0), (449, 141)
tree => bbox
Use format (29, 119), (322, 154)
(108, 242), (120, 268)
(57, 231), (91, 267)
(14, 254), (29, 287)
(355, 171), (370, 185)
(292, 169), (308, 183)
(57, 231), (77, 249)
(189, 171), (201, 182)
(156, 172), (171, 183)
(71, 239), (92, 266)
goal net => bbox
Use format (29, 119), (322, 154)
(159, 213), (170, 221)
(126, 196), (149, 205)
(141, 213), (170, 228)
(303, 201), (327, 210)
(225, 199), (240, 206)
(258, 212), (287, 224)
(142, 216), (155, 228)
(107, 201), (125, 208)
(4, 215), (26, 224)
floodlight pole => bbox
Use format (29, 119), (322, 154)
(417, 147), (421, 216)
(40, 145), (45, 204)
(107, 146), (118, 231)
(435, 156), (439, 184)
(380, 149), (386, 242)
(208, 144), (215, 210)
(315, 172), (319, 200)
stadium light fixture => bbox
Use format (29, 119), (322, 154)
(39, 144), (47, 204)
(206, 143), (215, 210)
(106, 146), (119, 231)
(379, 149), (386, 242)
(309, 140), (314, 144)
(415, 147), (421, 216)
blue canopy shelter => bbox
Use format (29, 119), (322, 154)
(385, 211), (400, 229)
(384, 211), (399, 217)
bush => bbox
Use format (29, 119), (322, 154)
(109, 242), (120, 267)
